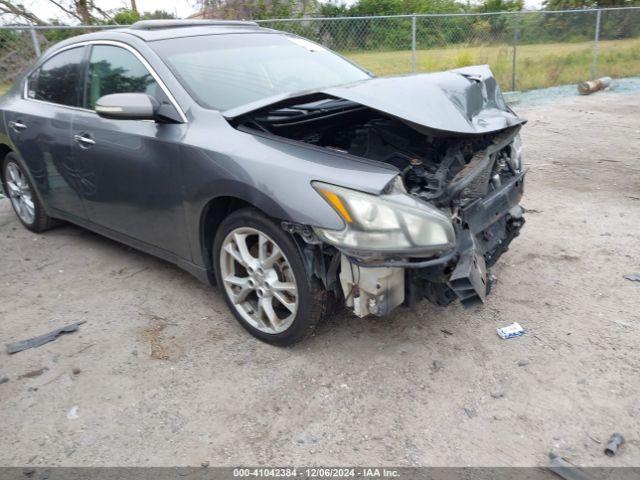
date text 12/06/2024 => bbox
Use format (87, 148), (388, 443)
(232, 468), (400, 478)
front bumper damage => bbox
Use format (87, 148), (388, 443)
(338, 171), (526, 317)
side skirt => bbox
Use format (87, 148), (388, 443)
(49, 208), (213, 286)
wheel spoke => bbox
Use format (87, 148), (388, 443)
(272, 290), (296, 313)
(224, 242), (246, 267)
(224, 275), (248, 287)
(225, 276), (252, 305)
(13, 197), (24, 218)
(6, 180), (19, 197)
(17, 171), (28, 189)
(233, 232), (258, 269)
(260, 297), (279, 329)
(262, 247), (283, 269)
(22, 197), (35, 217)
(258, 234), (269, 262)
(271, 281), (296, 292)
(7, 164), (19, 184)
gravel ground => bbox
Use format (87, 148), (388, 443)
(0, 91), (639, 468)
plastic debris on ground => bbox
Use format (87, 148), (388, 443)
(503, 90), (521, 106)
(548, 453), (595, 480)
(497, 322), (525, 339)
(18, 367), (48, 379)
(518, 76), (640, 108)
(578, 77), (612, 95)
(604, 433), (625, 457)
(67, 406), (79, 420)
(5, 321), (86, 354)
(623, 273), (640, 282)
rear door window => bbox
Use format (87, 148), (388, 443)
(28, 46), (85, 107)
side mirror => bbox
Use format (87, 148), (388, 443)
(95, 93), (159, 121)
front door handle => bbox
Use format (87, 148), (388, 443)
(8, 121), (27, 133)
(73, 134), (96, 146)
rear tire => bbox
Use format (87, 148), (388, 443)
(2, 153), (58, 233)
(213, 207), (329, 346)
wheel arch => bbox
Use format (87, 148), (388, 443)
(198, 191), (291, 284)
(0, 143), (14, 193)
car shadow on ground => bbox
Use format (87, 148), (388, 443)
(13, 213), (445, 347)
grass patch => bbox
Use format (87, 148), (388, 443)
(344, 37), (640, 90)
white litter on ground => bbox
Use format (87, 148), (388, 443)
(67, 405), (79, 420)
(497, 322), (526, 339)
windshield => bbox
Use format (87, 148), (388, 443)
(151, 33), (371, 111)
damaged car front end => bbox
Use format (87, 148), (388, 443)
(1, 22), (527, 345)
(229, 65), (526, 318)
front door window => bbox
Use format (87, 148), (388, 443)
(87, 45), (163, 109)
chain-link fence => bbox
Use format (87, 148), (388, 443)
(258, 7), (640, 91)
(0, 25), (118, 94)
(1, 7), (639, 95)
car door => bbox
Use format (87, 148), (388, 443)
(71, 43), (189, 258)
(4, 45), (88, 220)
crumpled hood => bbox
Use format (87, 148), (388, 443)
(325, 65), (523, 134)
(224, 65), (524, 135)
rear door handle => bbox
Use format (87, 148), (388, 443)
(8, 121), (27, 133)
(73, 134), (95, 146)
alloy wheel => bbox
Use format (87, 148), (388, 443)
(219, 227), (299, 334)
(5, 162), (35, 225)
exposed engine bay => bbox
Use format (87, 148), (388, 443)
(234, 86), (526, 317)
(238, 97), (522, 208)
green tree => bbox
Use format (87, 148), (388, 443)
(351, 0), (463, 15)
(195, 0), (316, 20)
(475, 0), (523, 12)
(112, 9), (140, 24)
(318, 1), (351, 16)
(111, 8), (176, 25)
(544, 0), (639, 7)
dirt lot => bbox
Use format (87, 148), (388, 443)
(0, 91), (639, 468)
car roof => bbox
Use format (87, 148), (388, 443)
(116, 19), (271, 42)
(38, 20), (280, 58)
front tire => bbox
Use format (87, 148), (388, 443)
(2, 153), (57, 233)
(213, 208), (329, 346)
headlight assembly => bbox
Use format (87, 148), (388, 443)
(509, 134), (523, 172)
(312, 181), (455, 256)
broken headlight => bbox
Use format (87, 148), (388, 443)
(509, 134), (523, 172)
(312, 181), (455, 256)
